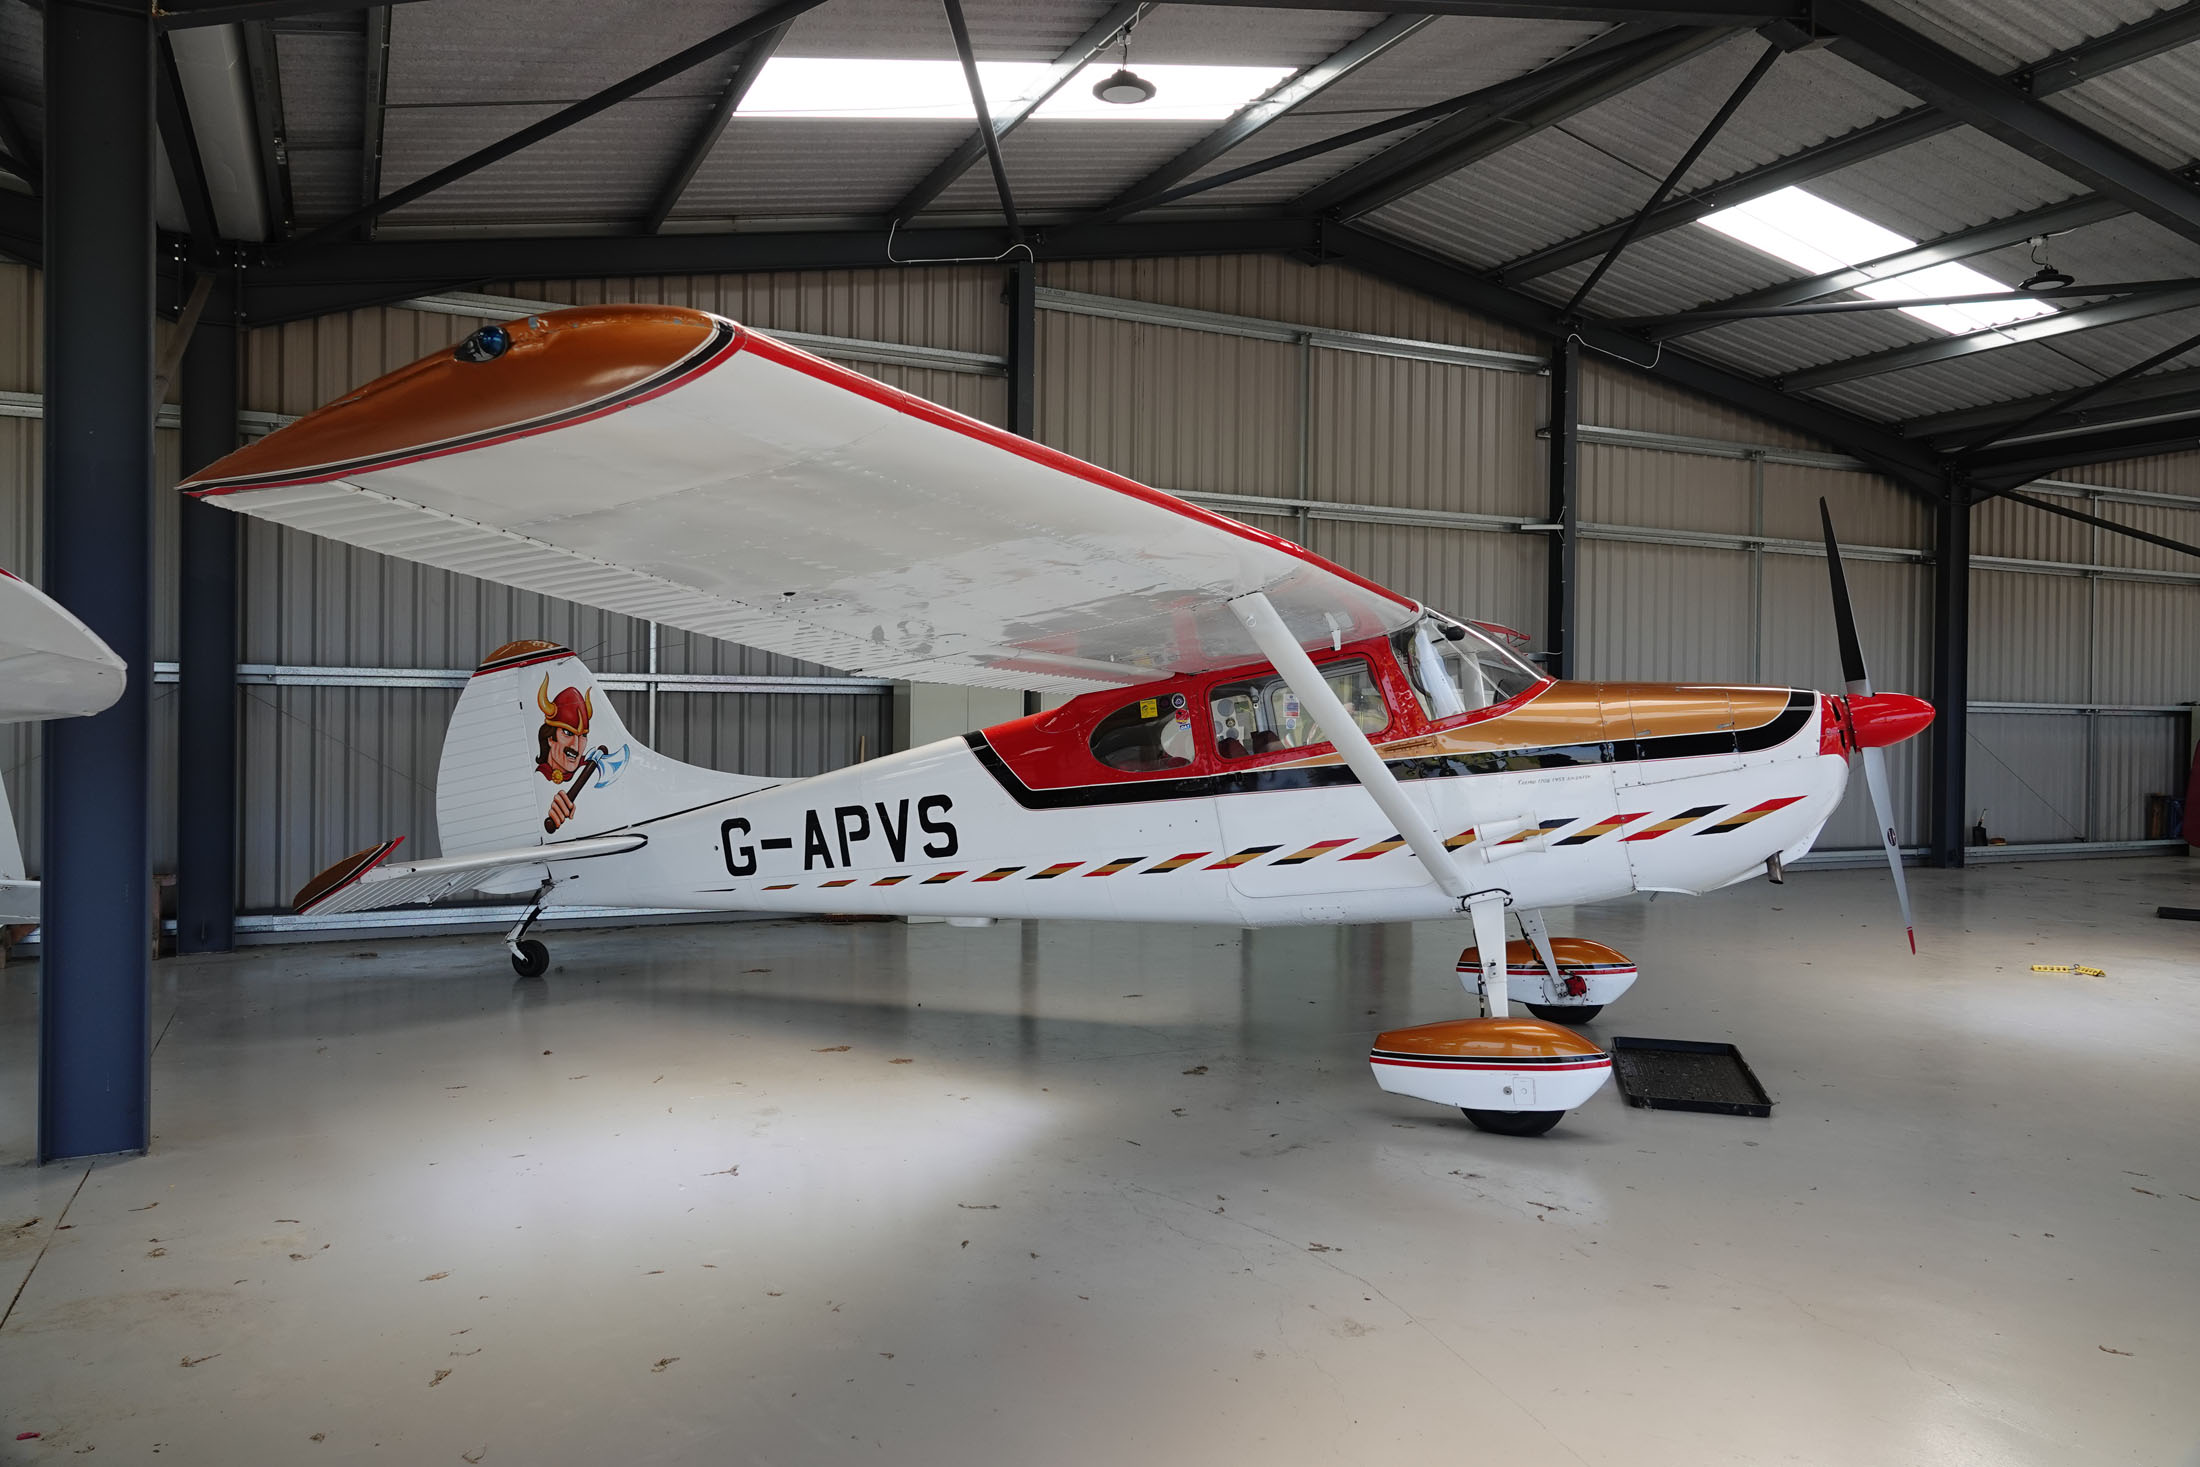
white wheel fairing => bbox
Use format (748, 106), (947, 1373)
(1369, 1051), (1614, 1114)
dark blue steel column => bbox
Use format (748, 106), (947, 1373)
(1927, 482), (1972, 868)
(177, 279), (238, 953)
(1543, 336), (1580, 680)
(39, 0), (156, 1161)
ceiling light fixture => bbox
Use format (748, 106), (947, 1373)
(1700, 187), (2059, 335)
(1093, 15), (1155, 105)
(2020, 234), (2075, 292)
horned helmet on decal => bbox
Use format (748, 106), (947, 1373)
(535, 675), (595, 784)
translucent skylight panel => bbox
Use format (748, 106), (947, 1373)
(1699, 186), (2056, 338)
(739, 58), (1293, 122)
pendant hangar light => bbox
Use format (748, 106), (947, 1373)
(2021, 233), (2075, 292)
(1093, 13), (1156, 105)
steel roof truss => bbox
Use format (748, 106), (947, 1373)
(1902, 366), (2200, 446)
(1782, 285), (2200, 392)
(239, 19), (294, 238)
(891, 0), (1144, 224)
(288, 0), (831, 248)
(1498, 0), (2200, 283)
(155, 34), (221, 249)
(1097, 12), (1432, 218)
(1643, 195), (2127, 340)
(1564, 37), (1782, 315)
(1817, 0), (2200, 250)
(1294, 24), (1726, 221)
(643, 20), (791, 234)
(357, 5), (390, 241)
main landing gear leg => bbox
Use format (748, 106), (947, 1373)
(507, 878), (553, 978)
(1515, 908), (1601, 1024)
(1465, 893), (1510, 1019)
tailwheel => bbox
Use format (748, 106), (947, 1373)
(1526, 1003), (1603, 1025)
(1463, 1108), (1564, 1137)
(510, 938), (549, 978)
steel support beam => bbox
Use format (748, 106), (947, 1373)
(1926, 484), (1968, 868)
(1964, 417), (2200, 486)
(1980, 485), (2200, 560)
(241, 217), (1325, 322)
(1544, 335), (1580, 676)
(1296, 26), (1724, 222)
(1819, 0), (2200, 250)
(1098, 13), (1431, 218)
(1563, 37), (1781, 315)
(642, 19), (789, 234)
(1006, 258), (1036, 437)
(177, 277), (239, 955)
(357, 4), (390, 240)
(1498, 1), (2200, 283)
(1319, 222), (1947, 496)
(1630, 277), (2200, 329)
(40, 0), (156, 1162)
(892, 1), (1143, 224)
(941, 0), (1020, 241)
(1166, 1), (1804, 19)
(156, 34), (220, 249)
(1642, 196), (2127, 339)
(1902, 366), (2200, 447)
(291, 0), (830, 246)
(1781, 285), (2200, 392)
(159, 0), (431, 29)
(1952, 323), (2200, 458)
(239, 20), (293, 239)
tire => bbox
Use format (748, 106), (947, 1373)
(1526, 1003), (1603, 1024)
(510, 938), (550, 978)
(1462, 1108), (1564, 1137)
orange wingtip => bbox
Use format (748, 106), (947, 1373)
(293, 837), (403, 914)
(180, 306), (720, 496)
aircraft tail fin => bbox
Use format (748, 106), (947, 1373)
(436, 641), (771, 890)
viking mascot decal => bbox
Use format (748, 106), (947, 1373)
(535, 676), (595, 833)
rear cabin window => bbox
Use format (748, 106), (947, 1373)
(1089, 692), (1197, 773)
(1209, 658), (1387, 759)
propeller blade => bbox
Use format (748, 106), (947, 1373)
(1860, 743), (1916, 954)
(1823, 498), (1913, 953)
(1819, 497), (1871, 698)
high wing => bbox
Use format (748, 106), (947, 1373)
(179, 306), (1420, 692)
(0, 566), (128, 723)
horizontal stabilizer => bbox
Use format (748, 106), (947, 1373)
(294, 833), (646, 918)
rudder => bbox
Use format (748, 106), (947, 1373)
(437, 640), (770, 886)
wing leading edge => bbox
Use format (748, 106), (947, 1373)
(179, 306), (1421, 692)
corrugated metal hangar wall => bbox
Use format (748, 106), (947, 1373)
(1, 252), (2192, 930)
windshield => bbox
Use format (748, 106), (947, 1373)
(1391, 616), (1542, 718)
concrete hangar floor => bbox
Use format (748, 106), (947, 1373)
(0, 858), (2193, 1466)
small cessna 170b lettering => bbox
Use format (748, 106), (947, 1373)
(181, 305), (1932, 1137)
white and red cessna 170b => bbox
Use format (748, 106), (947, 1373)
(181, 305), (1932, 1136)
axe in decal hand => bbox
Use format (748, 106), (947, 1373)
(546, 748), (609, 834)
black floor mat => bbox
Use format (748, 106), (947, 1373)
(1609, 1037), (1772, 1117)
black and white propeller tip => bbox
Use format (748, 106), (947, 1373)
(1820, 499), (1933, 954)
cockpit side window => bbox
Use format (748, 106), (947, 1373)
(1089, 691), (1197, 773)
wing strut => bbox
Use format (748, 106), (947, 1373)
(1228, 592), (1471, 903)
